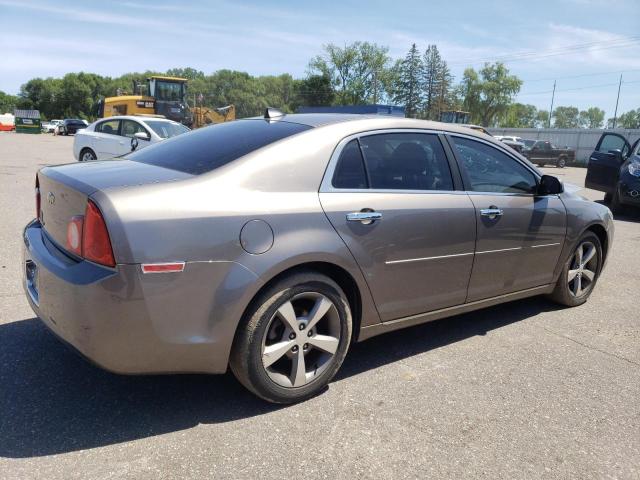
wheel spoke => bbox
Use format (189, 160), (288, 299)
(277, 301), (299, 331)
(576, 245), (583, 266)
(308, 334), (339, 354)
(290, 350), (307, 387)
(568, 269), (579, 282)
(582, 244), (596, 265)
(572, 276), (583, 296)
(263, 340), (295, 368)
(582, 269), (595, 282)
(306, 296), (333, 331)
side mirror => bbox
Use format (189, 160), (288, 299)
(134, 132), (150, 141)
(538, 174), (564, 195)
(130, 132), (150, 152)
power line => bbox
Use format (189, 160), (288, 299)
(520, 68), (640, 83)
(448, 35), (640, 66)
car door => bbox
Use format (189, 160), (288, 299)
(320, 131), (477, 321)
(93, 119), (122, 159)
(448, 135), (566, 302)
(121, 119), (151, 155)
(585, 133), (631, 192)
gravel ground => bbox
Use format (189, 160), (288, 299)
(0, 132), (638, 480)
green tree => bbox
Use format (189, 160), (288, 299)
(166, 67), (205, 80)
(0, 91), (19, 113)
(578, 107), (605, 128)
(309, 42), (392, 105)
(392, 44), (423, 117)
(295, 74), (334, 107)
(499, 103), (537, 128)
(460, 62), (522, 126)
(607, 108), (640, 129)
(552, 106), (580, 128)
(421, 45), (452, 120)
(536, 110), (550, 128)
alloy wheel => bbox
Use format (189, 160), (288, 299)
(567, 241), (598, 297)
(261, 292), (341, 388)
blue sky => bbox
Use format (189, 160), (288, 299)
(1, 0), (639, 118)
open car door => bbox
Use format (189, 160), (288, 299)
(586, 133), (631, 193)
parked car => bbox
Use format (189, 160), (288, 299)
(54, 119), (87, 136)
(523, 140), (575, 168)
(494, 135), (525, 153)
(41, 119), (62, 133)
(73, 115), (190, 161)
(585, 132), (640, 212)
(24, 112), (613, 403)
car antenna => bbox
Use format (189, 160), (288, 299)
(264, 107), (285, 119)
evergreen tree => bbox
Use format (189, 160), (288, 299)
(392, 44), (423, 117)
(422, 45), (445, 120)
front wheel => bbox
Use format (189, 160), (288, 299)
(230, 271), (352, 404)
(548, 232), (602, 307)
(556, 156), (567, 168)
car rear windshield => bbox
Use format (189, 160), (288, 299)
(127, 119), (312, 175)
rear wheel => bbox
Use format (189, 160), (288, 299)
(549, 232), (602, 307)
(556, 156), (567, 168)
(230, 271), (352, 404)
(80, 148), (97, 162)
(604, 192), (613, 204)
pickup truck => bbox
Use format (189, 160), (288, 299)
(523, 140), (575, 168)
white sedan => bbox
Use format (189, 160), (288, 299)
(73, 115), (190, 161)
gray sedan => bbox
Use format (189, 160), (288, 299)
(23, 112), (614, 403)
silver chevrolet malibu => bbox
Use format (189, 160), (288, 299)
(23, 111), (614, 403)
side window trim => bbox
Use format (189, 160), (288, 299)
(322, 128), (464, 193)
(445, 133), (541, 196)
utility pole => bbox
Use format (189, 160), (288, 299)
(612, 74), (622, 129)
(548, 80), (556, 129)
(372, 70), (378, 105)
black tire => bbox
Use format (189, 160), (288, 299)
(79, 148), (97, 162)
(548, 232), (602, 307)
(604, 192), (613, 204)
(610, 188), (626, 215)
(537, 163), (545, 168)
(230, 271), (352, 404)
(556, 156), (567, 168)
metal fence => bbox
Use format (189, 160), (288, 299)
(487, 128), (640, 165)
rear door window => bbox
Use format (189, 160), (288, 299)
(96, 120), (120, 135)
(127, 119), (312, 175)
(358, 133), (454, 191)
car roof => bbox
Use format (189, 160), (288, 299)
(242, 113), (499, 139)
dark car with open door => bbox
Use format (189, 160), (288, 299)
(586, 132), (640, 212)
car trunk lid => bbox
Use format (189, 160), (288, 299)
(38, 159), (192, 253)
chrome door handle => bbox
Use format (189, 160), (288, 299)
(346, 211), (382, 224)
(480, 207), (503, 219)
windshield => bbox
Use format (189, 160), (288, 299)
(155, 81), (184, 102)
(146, 120), (190, 139)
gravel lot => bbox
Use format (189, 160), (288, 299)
(1, 132), (639, 479)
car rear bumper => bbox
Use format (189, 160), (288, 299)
(22, 220), (261, 374)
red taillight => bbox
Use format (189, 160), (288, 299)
(82, 200), (115, 267)
(66, 216), (84, 256)
(35, 175), (41, 220)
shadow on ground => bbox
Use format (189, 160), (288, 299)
(0, 296), (560, 458)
